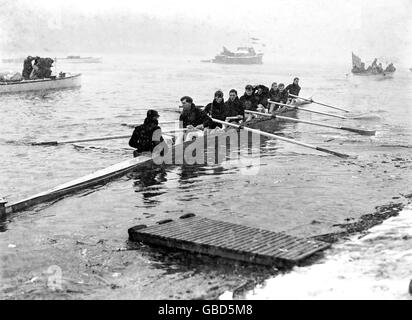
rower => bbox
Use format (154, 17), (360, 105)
(204, 90), (226, 130)
(176, 96), (208, 144)
(129, 109), (166, 157)
(179, 96), (208, 130)
(268, 83), (289, 113)
(285, 77), (301, 103)
(240, 84), (259, 121)
(268, 82), (279, 113)
(224, 89), (245, 123)
(254, 84), (269, 112)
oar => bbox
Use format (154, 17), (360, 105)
(245, 110), (375, 136)
(121, 120), (178, 128)
(268, 100), (348, 119)
(32, 129), (187, 146)
(289, 94), (351, 113)
(210, 118), (351, 158)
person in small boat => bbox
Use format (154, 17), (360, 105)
(179, 96), (208, 129)
(240, 84), (258, 111)
(129, 110), (166, 157)
(385, 63), (396, 73)
(285, 77), (301, 99)
(224, 89), (245, 123)
(22, 56), (34, 80)
(377, 63), (384, 74)
(358, 62), (366, 72)
(29, 57), (41, 79)
(30, 57), (54, 79)
(240, 85), (259, 121)
(269, 83), (290, 113)
(204, 90), (227, 129)
(268, 82), (279, 113)
(271, 83), (289, 104)
(268, 82), (278, 99)
(254, 84), (269, 111)
(43, 58), (54, 78)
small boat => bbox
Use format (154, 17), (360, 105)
(351, 52), (395, 76)
(57, 56), (102, 63)
(207, 46), (263, 65)
(0, 73), (81, 94)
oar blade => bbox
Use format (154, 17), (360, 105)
(341, 127), (376, 136)
(31, 141), (58, 146)
(315, 147), (351, 158)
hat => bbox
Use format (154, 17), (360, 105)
(245, 84), (254, 90)
(147, 109), (159, 119)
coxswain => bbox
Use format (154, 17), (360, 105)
(204, 90), (227, 129)
(224, 89), (245, 123)
(129, 110), (166, 157)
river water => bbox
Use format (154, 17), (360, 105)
(0, 54), (411, 299)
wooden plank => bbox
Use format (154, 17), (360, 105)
(128, 215), (330, 267)
(5, 155), (152, 214)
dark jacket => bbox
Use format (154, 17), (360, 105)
(129, 119), (164, 153)
(239, 93), (259, 111)
(179, 103), (209, 128)
(204, 99), (226, 129)
(22, 58), (34, 80)
(255, 85), (269, 108)
(225, 97), (245, 120)
(268, 88), (279, 101)
(285, 83), (301, 97)
(269, 89), (288, 104)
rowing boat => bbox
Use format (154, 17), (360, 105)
(1, 104), (350, 216)
(1, 129), (239, 215)
(0, 73), (81, 94)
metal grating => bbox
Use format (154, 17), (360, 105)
(128, 215), (330, 267)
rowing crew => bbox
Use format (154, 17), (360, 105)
(129, 77), (306, 155)
(181, 77), (305, 126)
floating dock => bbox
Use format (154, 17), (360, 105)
(128, 214), (331, 268)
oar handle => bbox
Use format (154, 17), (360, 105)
(289, 94), (350, 113)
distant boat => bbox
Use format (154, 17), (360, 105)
(0, 74), (81, 94)
(351, 52), (395, 76)
(409, 68), (412, 72)
(57, 56), (102, 63)
(205, 46), (263, 65)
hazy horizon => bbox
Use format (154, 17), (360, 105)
(0, 0), (411, 67)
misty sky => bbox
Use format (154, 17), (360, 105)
(2, 0), (412, 66)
